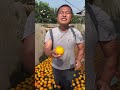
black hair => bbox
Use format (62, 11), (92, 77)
(56, 4), (73, 16)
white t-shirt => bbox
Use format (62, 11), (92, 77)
(86, 4), (116, 89)
(45, 27), (84, 70)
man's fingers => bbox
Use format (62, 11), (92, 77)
(52, 53), (62, 58)
(51, 49), (62, 58)
(75, 63), (82, 70)
(52, 53), (57, 57)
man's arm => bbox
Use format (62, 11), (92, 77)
(22, 33), (35, 74)
(98, 39), (118, 86)
(44, 39), (52, 57)
(75, 43), (84, 70)
(44, 39), (62, 58)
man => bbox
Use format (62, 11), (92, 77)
(86, 0), (118, 90)
(9, 1), (35, 86)
(0, 0), (22, 89)
(44, 4), (84, 90)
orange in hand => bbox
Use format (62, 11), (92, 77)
(55, 46), (64, 55)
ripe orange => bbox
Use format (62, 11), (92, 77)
(77, 88), (82, 90)
(72, 83), (76, 87)
(81, 87), (85, 90)
(39, 87), (44, 90)
(55, 46), (64, 55)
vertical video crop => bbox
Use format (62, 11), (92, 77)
(86, 0), (120, 90)
(6, 0), (35, 90)
(35, 0), (85, 90)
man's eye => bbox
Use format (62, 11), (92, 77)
(59, 11), (64, 14)
(66, 11), (71, 14)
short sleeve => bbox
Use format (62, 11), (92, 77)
(74, 29), (84, 44)
(22, 11), (35, 40)
(14, 2), (27, 40)
(44, 30), (51, 43)
(92, 5), (117, 41)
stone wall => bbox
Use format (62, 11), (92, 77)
(35, 23), (85, 65)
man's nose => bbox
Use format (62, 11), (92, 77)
(62, 13), (66, 17)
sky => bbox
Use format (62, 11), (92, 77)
(36, 0), (85, 14)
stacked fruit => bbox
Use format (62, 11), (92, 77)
(72, 73), (85, 90)
(35, 57), (59, 90)
(11, 75), (35, 90)
(35, 57), (85, 90)
(11, 57), (85, 90)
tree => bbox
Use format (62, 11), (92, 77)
(35, 1), (84, 23)
(72, 15), (82, 23)
(35, 1), (57, 23)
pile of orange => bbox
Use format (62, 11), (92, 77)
(35, 57), (85, 90)
(11, 57), (85, 90)
(11, 75), (35, 90)
(35, 57), (59, 90)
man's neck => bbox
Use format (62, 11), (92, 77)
(59, 25), (69, 31)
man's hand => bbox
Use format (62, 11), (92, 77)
(51, 49), (62, 58)
(75, 60), (81, 70)
(75, 43), (84, 70)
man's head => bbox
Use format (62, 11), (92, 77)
(57, 4), (73, 26)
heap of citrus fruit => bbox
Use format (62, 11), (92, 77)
(11, 57), (85, 90)
(11, 74), (35, 90)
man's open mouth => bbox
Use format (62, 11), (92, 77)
(61, 18), (67, 21)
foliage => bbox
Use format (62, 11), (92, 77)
(35, 1), (57, 23)
(35, 1), (84, 24)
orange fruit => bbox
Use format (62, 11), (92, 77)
(47, 83), (51, 87)
(54, 84), (57, 88)
(43, 84), (47, 88)
(55, 46), (64, 55)
(40, 87), (44, 90)
(48, 80), (52, 84)
(81, 87), (85, 90)
(77, 84), (81, 88)
(81, 83), (85, 87)
(81, 80), (85, 84)
(76, 81), (80, 84)
(48, 86), (53, 90)
(36, 84), (41, 88)
(74, 86), (77, 90)
(77, 88), (82, 90)
(44, 88), (48, 90)
(72, 83), (76, 87)
(73, 74), (76, 77)
(57, 85), (61, 89)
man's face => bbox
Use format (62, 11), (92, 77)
(57, 6), (73, 25)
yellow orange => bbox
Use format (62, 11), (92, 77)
(77, 88), (82, 90)
(55, 46), (64, 55)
